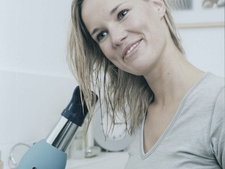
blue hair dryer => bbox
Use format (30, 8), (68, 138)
(17, 86), (98, 169)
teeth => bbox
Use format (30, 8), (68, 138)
(126, 42), (138, 55)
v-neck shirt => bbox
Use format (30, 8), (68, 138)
(125, 72), (224, 169)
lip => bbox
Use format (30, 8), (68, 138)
(123, 39), (142, 60)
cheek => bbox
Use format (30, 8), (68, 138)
(99, 43), (116, 62)
(126, 13), (144, 29)
(100, 44), (124, 70)
(129, 7), (153, 29)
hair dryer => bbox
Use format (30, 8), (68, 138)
(17, 86), (98, 169)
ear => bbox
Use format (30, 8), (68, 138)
(152, 0), (166, 18)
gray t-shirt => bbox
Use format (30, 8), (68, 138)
(125, 72), (224, 169)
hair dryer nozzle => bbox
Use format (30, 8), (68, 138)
(46, 86), (98, 151)
(61, 86), (97, 126)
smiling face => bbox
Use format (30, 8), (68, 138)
(82, 0), (168, 76)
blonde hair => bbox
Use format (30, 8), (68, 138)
(68, 0), (184, 134)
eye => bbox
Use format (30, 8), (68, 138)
(96, 31), (108, 42)
(117, 9), (128, 20)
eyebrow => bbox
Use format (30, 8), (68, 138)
(91, 3), (125, 36)
(110, 3), (124, 15)
(91, 28), (99, 36)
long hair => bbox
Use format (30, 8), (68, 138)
(68, 0), (184, 134)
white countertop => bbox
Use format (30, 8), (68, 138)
(66, 152), (129, 169)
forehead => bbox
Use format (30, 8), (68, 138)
(82, 0), (124, 15)
(81, 0), (127, 30)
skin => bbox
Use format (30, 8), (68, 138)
(82, 0), (167, 76)
(82, 0), (204, 153)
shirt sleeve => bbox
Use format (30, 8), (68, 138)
(210, 87), (225, 168)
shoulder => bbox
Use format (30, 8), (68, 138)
(205, 72), (224, 88)
(205, 72), (224, 100)
(210, 79), (224, 130)
(210, 84), (224, 129)
(183, 72), (224, 119)
(199, 72), (224, 91)
(190, 72), (224, 103)
(209, 82), (224, 168)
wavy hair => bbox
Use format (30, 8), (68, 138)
(67, 0), (184, 134)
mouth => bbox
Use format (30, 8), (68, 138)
(123, 39), (142, 58)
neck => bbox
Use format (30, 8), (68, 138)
(144, 49), (204, 106)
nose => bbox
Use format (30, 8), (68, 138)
(110, 25), (127, 47)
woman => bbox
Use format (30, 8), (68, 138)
(68, 0), (224, 168)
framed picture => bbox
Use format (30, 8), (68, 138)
(167, 0), (225, 28)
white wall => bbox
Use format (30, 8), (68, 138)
(179, 26), (224, 77)
(0, 1), (224, 169)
